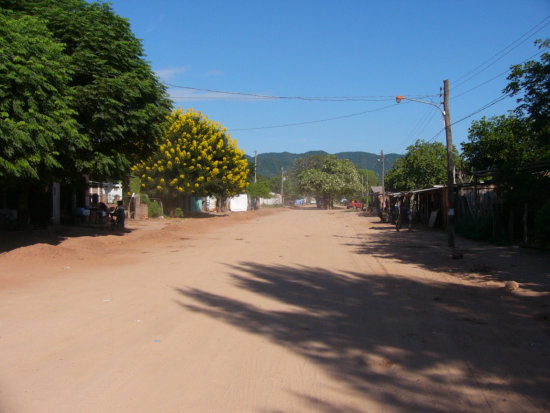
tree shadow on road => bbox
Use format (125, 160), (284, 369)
(176, 261), (550, 412)
(348, 218), (550, 295)
(0, 225), (134, 253)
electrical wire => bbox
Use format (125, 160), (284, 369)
(166, 83), (436, 103)
(407, 107), (439, 142)
(453, 15), (550, 90)
(451, 95), (509, 126)
(452, 50), (544, 100)
(426, 94), (510, 143)
(228, 103), (398, 132)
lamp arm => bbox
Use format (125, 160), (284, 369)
(395, 96), (445, 116)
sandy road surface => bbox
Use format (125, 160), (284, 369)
(0, 207), (549, 412)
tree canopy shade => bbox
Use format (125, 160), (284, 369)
(460, 40), (550, 199)
(132, 109), (249, 201)
(385, 139), (458, 191)
(461, 115), (535, 172)
(0, 0), (172, 182)
(358, 169), (379, 195)
(295, 154), (361, 208)
(505, 39), (550, 159)
(247, 179), (271, 199)
(0, 11), (83, 186)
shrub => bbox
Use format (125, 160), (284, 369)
(139, 194), (164, 218)
(174, 207), (184, 218)
(148, 200), (163, 218)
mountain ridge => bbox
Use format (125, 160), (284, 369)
(245, 151), (403, 178)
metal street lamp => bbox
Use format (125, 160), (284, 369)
(395, 95), (445, 117)
(396, 80), (456, 248)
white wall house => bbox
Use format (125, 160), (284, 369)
(88, 181), (123, 204)
(260, 193), (281, 206)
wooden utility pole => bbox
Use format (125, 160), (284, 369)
(366, 172), (369, 208)
(381, 150), (385, 207)
(443, 79), (456, 248)
(254, 150), (257, 183)
(281, 167), (284, 205)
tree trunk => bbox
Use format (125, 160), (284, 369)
(17, 186), (30, 228)
(508, 206), (514, 244)
(523, 202), (529, 244)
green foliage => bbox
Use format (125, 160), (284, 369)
(174, 207), (184, 218)
(247, 179), (271, 199)
(504, 39), (550, 159)
(1, 0), (172, 182)
(385, 140), (458, 191)
(139, 194), (163, 218)
(0, 11), (83, 186)
(358, 169), (379, 189)
(128, 176), (142, 195)
(294, 154), (361, 208)
(462, 115), (535, 172)
(266, 175), (282, 194)
(148, 201), (163, 218)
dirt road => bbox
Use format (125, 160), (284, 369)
(1, 207), (549, 412)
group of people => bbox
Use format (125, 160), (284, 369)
(90, 194), (125, 230)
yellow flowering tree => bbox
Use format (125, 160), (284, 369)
(132, 108), (249, 208)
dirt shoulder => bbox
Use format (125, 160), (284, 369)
(0, 208), (285, 290)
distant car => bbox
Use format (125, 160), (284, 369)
(346, 200), (364, 210)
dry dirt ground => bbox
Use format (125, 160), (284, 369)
(0, 207), (549, 413)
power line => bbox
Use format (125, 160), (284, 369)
(406, 106), (439, 142)
(427, 94), (510, 142)
(453, 15), (550, 89)
(228, 103), (398, 132)
(451, 95), (509, 127)
(452, 50), (544, 100)
(166, 83), (436, 102)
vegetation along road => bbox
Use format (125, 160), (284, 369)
(1, 207), (549, 412)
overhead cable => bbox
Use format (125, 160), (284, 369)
(228, 103), (398, 132)
(167, 83), (435, 102)
(427, 94), (510, 142)
(452, 50), (544, 100)
(453, 15), (550, 89)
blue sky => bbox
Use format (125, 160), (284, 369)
(109, 0), (550, 157)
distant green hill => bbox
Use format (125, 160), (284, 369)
(245, 151), (403, 178)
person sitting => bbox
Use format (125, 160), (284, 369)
(111, 200), (125, 230)
(90, 194), (110, 224)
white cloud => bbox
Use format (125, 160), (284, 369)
(155, 66), (187, 81)
(167, 89), (272, 102)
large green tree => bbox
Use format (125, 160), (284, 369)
(0, 11), (83, 186)
(386, 140), (458, 191)
(461, 40), (550, 202)
(295, 154), (361, 208)
(247, 178), (271, 200)
(461, 115), (535, 172)
(504, 39), (550, 159)
(358, 169), (378, 198)
(1, 0), (172, 181)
